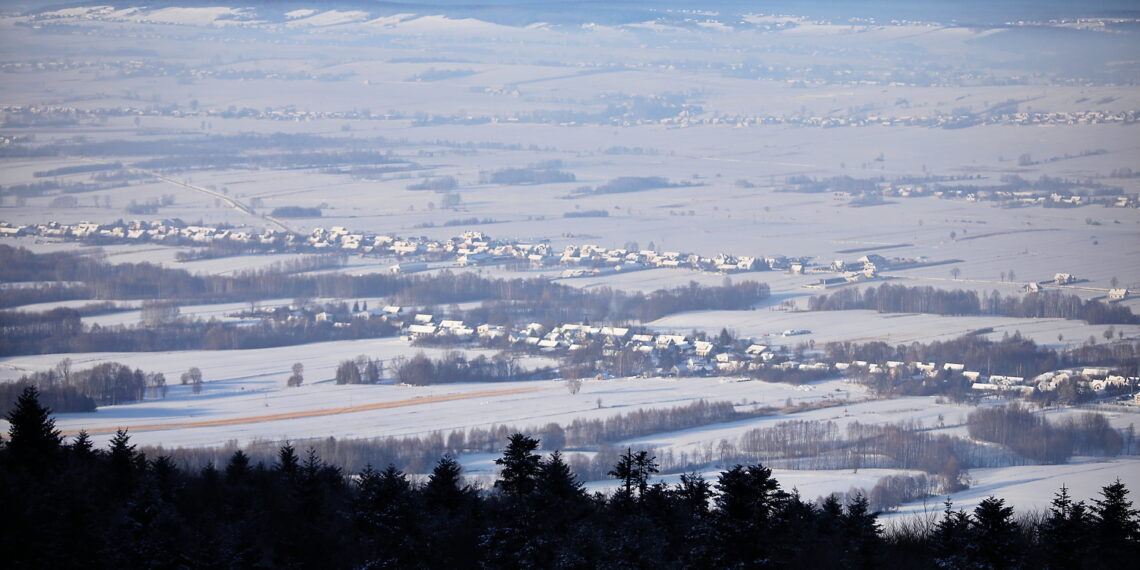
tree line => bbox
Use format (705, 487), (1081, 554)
(1, 360), (170, 414)
(809, 283), (1138, 324)
(3, 387), (1138, 569)
(390, 351), (552, 385)
(967, 404), (1125, 463)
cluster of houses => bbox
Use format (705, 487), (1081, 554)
(391, 311), (1138, 397)
(8, 95), (1134, 134)
(829, 182), (1140, 210)
(0, 220), (782, 276)
(0, 219), (263, 243)
(396, 311), (816, 376)
(976, 367), (1134, 396)
(703, 109), (1138, 130)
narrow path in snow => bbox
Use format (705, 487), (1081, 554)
(144, 170), (299, 235)
(63, 385), (547, 436)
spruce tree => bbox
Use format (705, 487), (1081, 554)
(423, 455), (472, 510)
(1092, 479), (1140, 566)
(536, 450), (585, 502)
(276, 442), (299, 475)
(1041, 485), (1091, 569)
(845, 493), (883, 568)
(608, 448), (637, 498)
(972, 496), (1020, 569)
(70, 430), (95, 457)
(933, 499), (973, 569)
(108, 428), (140, 494)
(494, 433), (542, 497)
(5, 385), (62, 467)
(713, 464), (789, 566)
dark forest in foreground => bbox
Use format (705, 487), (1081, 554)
(2, 387), (1138, 569)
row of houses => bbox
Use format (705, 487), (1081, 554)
(0, 219), (262, 244)
(0, 220), (779, 276)
(830, 181), (1140, 210)
(393, 312), (1138, 395)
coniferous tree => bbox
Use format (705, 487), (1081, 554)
(1092, 479), (1140, 567)
(1040, 485), (1092, 569)
(607, 448), (659, 500)
(933, 499), (973, 569)
(276, 442), (299, 475)
(421, 456), (481, 569)
(70, 429), (95, 457)
(494, 433), (542, 497)
(609, 447), (638, 499)
(844, 493), (883, 569)
(108, 428), (143, 494)
(972, 496), (1020, 569)
(536, 450), (586, 502)
(674, 472), (717, 567)
(4, 385), (61, 467)
(356, 463), (418, 567)
(713, 463), (789, 566)
(224, 450), (252, 482)
(423, 454), (474, 510)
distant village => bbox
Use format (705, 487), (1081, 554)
(325, 303), (1137, 402)
(0, 218), (827, 276)
(3, 101), (1135, 132)
(3, 217), (1133, 401)
(4, 218), (1103, 298)
(870, 182), (1140, 209)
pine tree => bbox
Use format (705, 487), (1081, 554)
(632, 450), (660, 498)
(423, 455), (473, 510)
(277, 442), (299, 475)
(421, 456), (481, 569)
(108, 428), (140, 493)
(225, 450), (252, 482)
(933, 499), (973, 569)
(607, 448), (659, 500)
(356, 463), (417, 567)
(972, 496), (1020, 569)
(715, 463), (784, 523)
(494, 433), (542, 497)
(70, 429), (95, 457)
(713, 463), (789, 566)
(536, 450), (585, 502)
(1092, 479), (1140, 566)
(675, 472), (713, 519)
(844, 493), (882, 569)
(1040, 485), (1091, 569)
(609, 448), (637, 498)
(4, 385), (61, 466)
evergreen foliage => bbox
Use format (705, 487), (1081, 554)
(4, 385), (61, 465)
